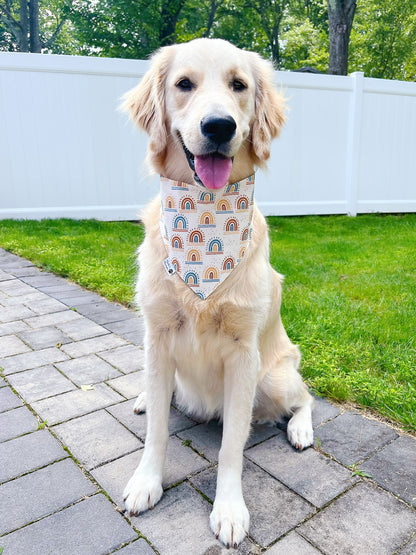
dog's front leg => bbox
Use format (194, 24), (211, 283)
(123, 340), (175, 516)
(210, 348), (259, 548)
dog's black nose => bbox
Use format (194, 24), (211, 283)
(201, 116), (236, 144)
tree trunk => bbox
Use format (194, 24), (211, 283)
(327, 0), (356, 75)
(29, 0), (41, 52)
(19, 0), (29, 51)
(204, 0), (218, 37)
(159, 0), (186, 46)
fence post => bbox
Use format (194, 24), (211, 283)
(345, 71), (364, 216)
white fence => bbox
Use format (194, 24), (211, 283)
(1, 52), (415, 220)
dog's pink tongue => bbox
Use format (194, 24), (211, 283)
(195, 155), (232, 190)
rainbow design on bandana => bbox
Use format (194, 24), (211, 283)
(160, 174), (255, 298)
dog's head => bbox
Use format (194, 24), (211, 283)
(122, 38), (286, 189)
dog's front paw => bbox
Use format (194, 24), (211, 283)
(210, 498), (249, 548)
(287, 409), (313, 450)
(123, 471), (163, 517)
(133, 391), (147, 414)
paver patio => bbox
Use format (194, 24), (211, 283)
(0, 247), (415, 554)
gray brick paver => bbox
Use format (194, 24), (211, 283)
(0, 429), (67, 483)
(0, 269), (13, 281)
(35, 284), (86, 298)
(60, 293), (107, 306)
(190, 459), (315, 547)
(0, 304), (36, 323)
(315, 411), (398, 465)
(0, 290), (47, 307)
(19, 273), (68, 287)
(311, 395), (341, 427)
(31, 382), (123, 425)
(0, 334), (32, 357)
(0, 319), (31, 337)
(9, 266), (42, 277)
(0, 494), (137, 555)
(361, 435), (416, 506)
(7, 364), (76, 402)
(92, 436), (209, 506)
(17, 325), (72, 349)
(115, 539), (157, 554)
(119, 330), (144, 345)
(103, 316), (145, 338)
(265, 532), (321, 554)
(0, 405), (39, 442)
(1, 253), (415, 555)
(56, 354), (122, 385)
(245, 433), (358, 508)
(60, 333), (127, 357)
(56, 318), (110, 341)
(0, 346), (69, 374)
(107, 399), (196, 439)
(54, 409), (143, 470)
(24, 308), (83, 329)
(20, 296), (68, 315)
(177, 420), (280, 463)
(0, 458), (97, 535)
(398, 535), (416, 554)
(299, 482), (416, 555)
(85, 307), (135, 326)
(106, 370), (145, 398)
(0, 279), (36, 297)
(131, 481), (257, 554)
(98, 344), (145, 373)
(0, 386), (23, 411)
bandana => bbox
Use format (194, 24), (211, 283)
(159, 174), (255, 299)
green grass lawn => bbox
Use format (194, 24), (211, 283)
(0, 214), (415, 432)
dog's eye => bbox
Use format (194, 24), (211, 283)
(176, 78), (194, 91)
(232, 79), (247, 92)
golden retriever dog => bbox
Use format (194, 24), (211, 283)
(122, 38), (313, 548)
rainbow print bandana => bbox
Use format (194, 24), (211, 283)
(159, 174), (255, 299)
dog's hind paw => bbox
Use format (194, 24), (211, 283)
(123, 471), (163, 516)
(210, 498), (249, 548)
(133, 392), (147, 414)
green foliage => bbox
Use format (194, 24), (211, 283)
(1, 214), (416, 431)
(0, 0), (75, 53)
(349, 0), (416, 80)
(2, 0), (415, 80)
(280, 16), (328, 71)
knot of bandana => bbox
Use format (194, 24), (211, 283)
(159, 175), (255, 299)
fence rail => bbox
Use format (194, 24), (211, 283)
(1, 52), (415, 220)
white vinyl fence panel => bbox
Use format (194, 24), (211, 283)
(0, 52), (415, 220)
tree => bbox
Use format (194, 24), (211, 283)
(244, 0), (290, 67)
(349, 0), (416, 81)
(327, 0), (356, 75)
(280, 0), (329, 71)
(0, 0), (69, 52)
(159, 0), (186, 46)
(67, 0), (189, 59)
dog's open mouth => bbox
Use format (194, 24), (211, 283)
(180, 138), (232, 190)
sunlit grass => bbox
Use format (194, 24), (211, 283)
(0, 214), (415, 431)
(0, 219), (143, 305)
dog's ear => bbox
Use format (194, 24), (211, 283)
(121, 46), (174, 160)
(249, 54), (286, 165)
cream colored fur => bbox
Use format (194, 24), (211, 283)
(122, 38), (313, 549)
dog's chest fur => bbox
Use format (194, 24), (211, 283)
(145, 293), (263, 419)
(136, 196), (271, 419)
